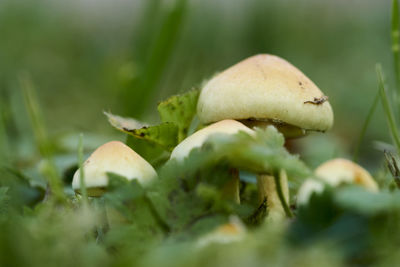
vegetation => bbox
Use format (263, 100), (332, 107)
(1, 0), (400, 266)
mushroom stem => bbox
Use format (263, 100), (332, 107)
(257, 170), (291, 219)
(221, 168), (240, 204)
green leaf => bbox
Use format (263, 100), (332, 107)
(126, 135), (170, 167)
(157, 89), (200, 142)
(124, 123), (178, 151)
(146, 163), (234, 239)
(105, 111), (179, 151)
(163, 126), (310, 184)
(334, 186), (400, 216)
(104, 111), (145, 131)
(0, 167), (45, 209)
(103, 174), (164, 251)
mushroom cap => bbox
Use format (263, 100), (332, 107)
(197, 54), (334, 133)
(296, 178), (325, 206)
(72, 141), (157, 197)
(196, 216), (246, 247)
(170, 119), (253, 160)
(297, 158), (379, 206)
(315, 158), (378, 191)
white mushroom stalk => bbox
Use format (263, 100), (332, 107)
(196, 54), (334, 219)
(258, 170), (291, 220)
(297, 158), (379, 206)
(170, 119), (253, 204)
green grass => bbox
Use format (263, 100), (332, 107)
(376, 64), (400, 154)
(78, 133), (88, 202)
(20, 74), (65, 204)
(352, 90), (380, 163)
(392, 0), (400, 100)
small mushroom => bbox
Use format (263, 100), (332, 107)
(196, 216), (246, 247)
(72, 141), (157, 197)
(297, 158), (379, 206)
(197, 54), (334, 219)
(170, 119), (253, 203)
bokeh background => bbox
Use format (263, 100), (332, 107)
(0, 0), (394, 172)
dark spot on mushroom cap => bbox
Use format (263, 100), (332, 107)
(298, 81), (302, 85)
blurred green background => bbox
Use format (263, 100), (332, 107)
(0, 0), (394, 171)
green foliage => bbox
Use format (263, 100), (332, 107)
(2, 1), (400, 266)
(122, 123), (179, 151)
(145, 127), (309, 238)
(0, 187), (10, 217)
(107, 89), (200, 167)
(158, 89), (200, 142)
(162, 127), (310, 183)
(0, 167), (45, 211)
(334, 186), (400, 215)
(103, 174), (164, 253)
(126, 135), (170, 167)
(106, 111), (179, 151)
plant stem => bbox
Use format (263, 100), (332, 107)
(221, 168), (240, 204)
(377, 64), (400, 154)
(144, 194), (171, 234)
(353, 90), (380, 163)
(392, 0), (400, 103)
(273, 171), (293, 218)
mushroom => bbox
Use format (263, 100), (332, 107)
(196, 216), (246, 247)
(170, 119), (253, 203)
(297, 158), (379, 206)
(196, 54), (334, 219)
(72, 141), (157, 197)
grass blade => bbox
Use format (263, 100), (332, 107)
(392, 0), (400, 97)
(20, 74), (66, 203)
(0, 96), (8, 163)
(78, 133), (88, 202)
(123, 0), (188, 117)
(352, 90), (380, 163)
(376, 64), (400, 154)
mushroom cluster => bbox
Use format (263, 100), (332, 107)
(197, 54), (334, 219)
(72, 54), (378, 232)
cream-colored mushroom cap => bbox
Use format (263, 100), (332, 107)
(315, 158), (378, 191)
(170, 119), (253, 160)
(196, 216), (246, 247)
(72, 141), (157, 197)
(197, 54), (333, 135)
